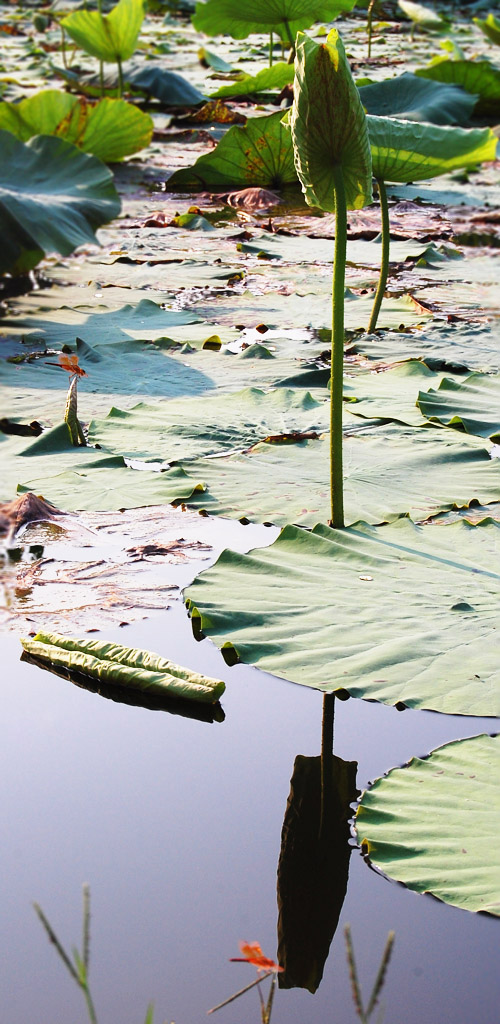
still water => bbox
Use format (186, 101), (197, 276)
(1, 518), (499, 1023)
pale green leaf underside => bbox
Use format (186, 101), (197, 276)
(290, 31), (372, 211)
(62, 0), (144, 62)
(185, 518), (500, 715)
(210, 63), (293, 99)
(169, 111), (297, 190)
(417, 373), (500, 440)
(21, 631), (224, 702)
(356, 733), (500, 915)
(193, 0), (355, 39)
(177, 425), (500, 527)
(0, 92), (153, 162)
(398, 0), (447, 29)
(474, 13), (500, 47)
(367, 116), (497, 183)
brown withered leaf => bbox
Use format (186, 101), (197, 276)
(223, 187), (281, 212)
(0, 504), (213, 633)
(0, 493), (66, 538)
(183, 100), (246, 125)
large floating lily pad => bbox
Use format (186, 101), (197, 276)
(1, 424), (202, 511)
(344, 359), (464, 427)
(185, 517), (500, 716)
(89, 387), (329, 462)
(178, 424), (500, 527)
(356, 733), (500, 915)
(417, 373), (500, 441)
(416, 59), (500, 117)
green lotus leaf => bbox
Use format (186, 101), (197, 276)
(61, 0), (144, 62)
(127, 64), (205, 105)
(21, 631), (225, 703)
(185, 517), (500, 716)
(288, 30), (372, 212)
(192, 0), (356, 42)
(473, 13), (500, 47)
(358, 73), (477, 125)
(210, 62), (293, 99)
(0, 132), (120, 276)
(0, 92), (153, 162)
(416, 59), (500, 117)
(367, 116), (497, 183)
(397, 0), (448, 31)
(417, 372), (500, 440)
(168, 110), (297, 190)
(356, 733), (500, 915)
(177, 424), (500, 527)
(88, 387), (329, 462)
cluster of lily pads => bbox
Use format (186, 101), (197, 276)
(1, 0), (500, 929)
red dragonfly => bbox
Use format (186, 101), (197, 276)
(230, 942), (283, 973)
(46, 353), (88, 377)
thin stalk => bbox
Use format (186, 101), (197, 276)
(365, 931), (395, 1018)
(329, 164), (347, 529)
(117, 56), (124, 98)
(269, 31), (273, 67)
(367, 0), (377, 58)
(283, 18), (295, 58)
(60, 24), (68, 69)
(263, 975), (277, 1024)
(344, 925), (367, 1024)
(83, 985), (98, 1024)
(207, 973), (273, 1014)
(368, 178), (389, 334)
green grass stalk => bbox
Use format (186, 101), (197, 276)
(368, 179), (389, 334)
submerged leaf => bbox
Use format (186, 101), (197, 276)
(356, 733), (500, 915)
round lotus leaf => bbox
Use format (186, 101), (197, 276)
(356, 733), (500, 915)
(185, 517), (500, 716)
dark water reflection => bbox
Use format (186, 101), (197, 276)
(1, 593), (499, 1023)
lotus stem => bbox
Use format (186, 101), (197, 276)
(330, 163), (347, 529)
(368, 178), (389, 334)
(60, 24), (68, 69)
(367, 0), (377, 58)
(117, 57), (124, 99)
(269, 31), (273, 67)
(283, 18), (295, 58)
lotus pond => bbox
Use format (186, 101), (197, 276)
(0, 1), (499, 1022)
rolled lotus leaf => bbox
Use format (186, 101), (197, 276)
(21, 631), (225, 704)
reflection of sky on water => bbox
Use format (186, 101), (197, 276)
(1, 574), (499, 1022)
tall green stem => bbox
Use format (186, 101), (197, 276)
(117, 56), (123, 98)
(368, 178), (389, 334)
(367, 0), (376, 58)
(269, 31), (273, 67)
(283, 18), (295, 58)
(330, 164), (347, 529)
